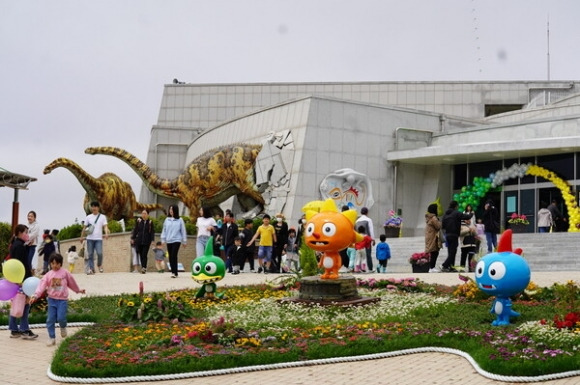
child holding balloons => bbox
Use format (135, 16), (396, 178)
(30, 253), (85, 346)
(6, 224), (38, 340)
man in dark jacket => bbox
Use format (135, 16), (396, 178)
(440, 200), (473, 272)
(219, 212), (239, 273)
(482, 199), (500, 252)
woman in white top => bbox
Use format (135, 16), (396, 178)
(26, 210), (41, 275)
(463, 204), (477, 227)
(195, 206), (217, 257)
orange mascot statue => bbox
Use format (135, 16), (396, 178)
(303, 198), (363, 279)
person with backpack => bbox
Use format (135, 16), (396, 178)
(355, 207), (375, 272)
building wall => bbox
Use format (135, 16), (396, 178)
(57, 233), (198, 274)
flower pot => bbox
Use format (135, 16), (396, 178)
(384, 226), (400, 238)
(509, 226), (527, 233)
(412, 263), (430, 273)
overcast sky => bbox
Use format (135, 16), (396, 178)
(1, 0), (579, 231)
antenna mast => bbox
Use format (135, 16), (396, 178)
(547, 15), (550, 80)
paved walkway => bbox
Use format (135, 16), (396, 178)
(3, 270), (579, 385)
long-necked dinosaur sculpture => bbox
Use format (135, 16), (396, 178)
(84, 144), (264, 215)
(43, 158), (163, 220)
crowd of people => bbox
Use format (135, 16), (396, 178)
(5, 196), (569, 347)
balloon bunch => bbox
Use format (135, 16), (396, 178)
(453, 176), (494, 212)
(0, 260), (40, 300)
(490, 163), (530, 188)
(526, 165), (580, 232)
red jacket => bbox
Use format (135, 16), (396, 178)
(355, 235), (373, 250)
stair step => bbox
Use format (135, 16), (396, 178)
(375, 233), (579, 273)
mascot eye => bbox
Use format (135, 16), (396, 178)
(475, 261), (485, 278)
(488, 262), (506, 280)
(322, 223), (337, 236)
(204, 262), (218, 275)
(305, 223), (315, 236)
(192, 262), (202, 274)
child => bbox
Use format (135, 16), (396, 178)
(475, 218), (486, 251)
(460, 226), (478, 272)
(375, 234), (391, 273)
(131, 243), (141, 273)
(347, 243), (356, 272)
(30, 253), (85, 346)
(247, 214), (277, 274)
(354, 225), (373, 273)
(228, 236), (244, 274)
(285, 228), (299, 272)
(39, 234), (56, 275)
(66, 245), (79, 273)
(152, 241), (166, 273)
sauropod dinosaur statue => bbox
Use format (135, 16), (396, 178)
(43, 157), (163, 220)
(84, 144), (264, 216)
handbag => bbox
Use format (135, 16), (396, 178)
(78, 246), (86, 259)
(10, 292), (27, 318)
(85, 214), (101, 235)
(437, 228), (446, 249)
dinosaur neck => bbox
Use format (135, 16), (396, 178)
(53, 160), (99, 200)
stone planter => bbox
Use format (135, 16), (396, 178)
(509, 225), (527, 233)
(384, 226), (400, 238)
(412, 263), (430, 273)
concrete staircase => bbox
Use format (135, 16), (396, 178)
(378, 232), (580, 273)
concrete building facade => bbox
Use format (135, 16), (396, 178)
(142, 81), (580, 237)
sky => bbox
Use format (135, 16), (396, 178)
(1, 0), (579, 231)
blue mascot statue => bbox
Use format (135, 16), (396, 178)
(475, 229), (530, 326)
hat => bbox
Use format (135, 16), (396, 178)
(244, 218), (254, 225)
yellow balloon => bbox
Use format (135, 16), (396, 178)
(3, 259), (25, 284)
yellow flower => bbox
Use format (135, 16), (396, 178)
(127, 301), (135, 307)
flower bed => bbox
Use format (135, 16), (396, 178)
(49, 279), (580, 379)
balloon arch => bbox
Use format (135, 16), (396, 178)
(453, 163), (580, 232)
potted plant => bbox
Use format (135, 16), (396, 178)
(384, 209), (402, 238)
(409, 252), (430, 273)
(508, 213), (529, 233)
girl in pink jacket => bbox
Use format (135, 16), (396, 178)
(31, 253), (85, 346)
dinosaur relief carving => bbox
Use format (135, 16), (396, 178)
(43, 158), (163, 220)
(84, 145), (265, 216)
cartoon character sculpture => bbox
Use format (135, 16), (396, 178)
(303, 198), (363, 279)
(475, 230), (530, 326)
(191, 237), (226, 298)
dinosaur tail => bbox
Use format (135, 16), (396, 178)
(85, 146), (180, 198)
(136, 202), (165, 214)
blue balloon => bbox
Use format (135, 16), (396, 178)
(22, 276), (41, 297)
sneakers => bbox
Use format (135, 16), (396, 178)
(10, 331), (21, 338)
(440, 265), (458, 273)
(61, 328), (68, 338)
(141, 267), (146, 274)
(98, 267), (104, 273)
(171, 274), (177, 278)
(46, 338), (56, 346)
(21, 330), (38, 340)
(257, 267), (263, 273)
(429, 267), (441, 273)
